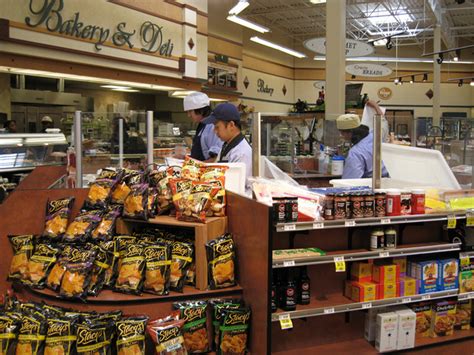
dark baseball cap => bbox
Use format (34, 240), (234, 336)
(202, 103), (240, 124)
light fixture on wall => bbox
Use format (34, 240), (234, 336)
(437, 53), (444, 64)
(250, 36), (306, 58)
(393, 78), (399, 85)
(447, 76), (474, 87)
(471, 80), (474, 87)
(112, 88), (140, 92)
(410, 75), (415, 84)
(458, 79), (464, 87)
(453, 49), (461, 62)
(228, 0), (249, 15)
(227, 15), (269, 33)
(423, 73), (428, 82)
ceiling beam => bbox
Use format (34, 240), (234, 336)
(426, 0), (457, 49)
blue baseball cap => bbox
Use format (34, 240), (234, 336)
(202, 103), (240, 124)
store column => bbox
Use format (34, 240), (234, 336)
(182, 7), (198, 78)
(0, 74), (11, 121)
(432, 25), (441, 127)
(324, 0), (346, 146)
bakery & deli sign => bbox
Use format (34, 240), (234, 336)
(23, 0), (174, 55)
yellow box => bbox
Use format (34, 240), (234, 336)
(351, 262), (372, 282)
(378, 282), (399, 300)
(454, 300), (471, 331)
(373, 264), (399, 284)
(399, 277), (417, 297)
(393, 257), (407, 276)
(459, 270), (474, 293)
(351, 282), (378, 302)
(410, 302), (432, 338)
(430, 301), (457, 338)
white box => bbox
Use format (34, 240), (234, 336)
(364, 307), (386, 342)
(376, 312), (399, 353)
(396, 309), (416, 350)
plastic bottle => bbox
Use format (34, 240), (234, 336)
(297, 267), (311, 305)
(281, 269), (297, 311)
(318, 144), (326, 174)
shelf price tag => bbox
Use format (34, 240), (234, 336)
(421, 295), (431, 301)
(447, 215), (457, 229)
(362, 303), (372, 309)
(284, 224), (296, 231)
(466, 211), (474, 227)
(460, 253), (470, 268)
(402, 297), (412, 304)
(379, 251), (390, 258)
(283, 260), (296, 267)
(334, 256), (346, 272)
(345, 220), (356, 227)
(324, 308), (335, 314)
(313, 222), (324, 229)
(381, 218), (391, 224)
(279, 314), (293, 330)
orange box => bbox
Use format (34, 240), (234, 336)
(351, 281), (378, 302)
(373, 264), (400, 284)
(351, 262), (373, 282)
(378, 282), (399, 299)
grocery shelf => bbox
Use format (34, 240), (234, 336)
(458, 291), (474, 301)
(273, 242), (461, 268)
(123, 215), (226, 227)
(275, 211), (466, 232)
(271, 289), (459, 322)
(415, 328), (474, 348)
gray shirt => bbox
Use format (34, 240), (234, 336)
(217, 138), (253, 194)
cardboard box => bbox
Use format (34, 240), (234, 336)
(459, 270), (474, 293)
(411, 260), (439, 293)
(375, 312), (399, 353)
(373, 264), (400, 284)
(393, 257), (407, 277)
(351, 281), (378, 302)
(454, 300), (472, 331)
(364, 307), (387, 342)
(438, 259), (459, 291)
(344, 280), (353, 299)
(351, 262), (372, 282)
(396, 308), (416, 350)
(430, 300), (457, 338)
(409, 302), (432, 338)
(399, 277), (417, 297)
(378, 282), (399, 299)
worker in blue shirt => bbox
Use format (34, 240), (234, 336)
(336, 114), (389, 179)
(183, 92), (223, 162)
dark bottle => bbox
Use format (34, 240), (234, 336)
(271, 272), (278, 313)
(281, 269), (297, 311)
(297, 267), (311, 305)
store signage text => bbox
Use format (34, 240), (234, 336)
(345, 64), (392, 77)
(304, 37), (374, 57)
(257, 79), (274, 96)
(24, 0), (174, 55)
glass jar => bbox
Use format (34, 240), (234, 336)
(374, 190), (386, 217)
(386, 189), (401, 216)
(370, 229), (385, 250)
(334, 193), (347, 220)
(400, 191), (412, 215)
(364, 191), (375, 218)
(324, 193), (335, 220)
(411, 189), (425, 215)
(351, 193), (364, 218)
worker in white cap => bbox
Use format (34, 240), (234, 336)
(183, 92), (223, 162)
(41, 116), (54, 132)
(336, 113), (389, 179)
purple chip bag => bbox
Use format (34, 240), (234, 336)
(123, 183), (149, 220)
(91, 205), (122, 242)
(63, 210), (103, 243)
(43, 197), (75, 240)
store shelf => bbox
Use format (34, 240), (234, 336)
(275, 211), (466, 232)
(25, 285), (243, 304)
(273, 242), (461, 268)
(123, 215), (226, 228)
(458, 291), (474, 301)
(271, 289), (459, 322)
(415, 328), (474, 348)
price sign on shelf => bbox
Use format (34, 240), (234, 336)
(379, 251), (390, 258)
(279, 314), (293, 330)
(283, 260), (296, 267)
(402, 297), (412, 304)
(362, 303), (372, 309)
(466, 211), (474, 227)
(460, 253), (470, 268)
(345, 220), (356, 227)
(421, 295), (431, 301)
(324, 308), (335, 314)
(313, 222), (324, 229)
(334, 256), (346, 272)
(284, 224), (296, 231)
(381, 218), (391, 224)
(447, 215), (457, 229)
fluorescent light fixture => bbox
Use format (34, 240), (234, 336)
(251, 36), (306, 58)
(101, 85), (131, 90)
(229, 0), (249, 15)
(171, 90), (196, 97)
(227, 15), (269, 33)
(313, 56), (474, 64)
(310, 0), (326, 3)
(209, 98), (227, 102)
(112, 88), (140, 92)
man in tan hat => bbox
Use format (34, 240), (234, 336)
(41, 116), (54, 132)
(336, 113), (389, 179)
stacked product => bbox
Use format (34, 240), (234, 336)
(459, 255), (474, 294)
(271, 267), (312, 312)
(407, 258), (459, 294)
(371, 306), (416, 352)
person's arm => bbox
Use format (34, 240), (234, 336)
(365, 100), (384, 115)
(342, 150), (366, 179)
(202, 125), (223, 158)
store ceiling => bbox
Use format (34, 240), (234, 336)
(242, 0), (474, 53)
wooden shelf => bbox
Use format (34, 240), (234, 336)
(123, 215), (227, 228)
(415, 328), (474, 347)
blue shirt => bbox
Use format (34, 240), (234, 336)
(342, 133), (389, 179)
(199, 124), (223, 160)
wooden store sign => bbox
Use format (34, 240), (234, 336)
(24, 0), (174, 55)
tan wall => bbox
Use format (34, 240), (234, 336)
(0, 74), (11, 120)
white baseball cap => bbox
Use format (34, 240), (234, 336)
(41, 116), (53, 123)
(183, 92), (210, 111)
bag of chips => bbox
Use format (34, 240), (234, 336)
(217, 308), (251, 355)
(25, 244), (59, 288)
(88, 245), (113, 297)
(43, 197), (75, 240)
(59, 248), (97, 300)
(16, 313), (48, 355)
(115, 244), (145, 295)
(44, 315), (79, 355)
(8, 235), (34, 281)
(151, 167), (181, 215)
(148, 187), (158, 218)
(111, 170), (142, 205)
(206, 177), (226, 217)
(63, 209), (103, 243)
(175, 182), (219, 223)
(147, 316), (187, 355)
(91, 205), (122, 241)
(46, 245), (75, 292)
(169, 179), (193, 215)
(144, 243), (172, 295)
(181, 156), (204, 180)
(173, 301), (209, 353)
(100, 240), (118, 288)
(206, 234), (236, 289)
(123, 184), (149, 220)
(41, 304), (65, 318)
(185, 263), (196, 286)
(0, 312), (20, 355)
(85, 179), (115, 210)
(210, 299), (243, 351)
(75, 320), (114, 355)
(85, 310), (123, 324)
(116, 316), (148, 355)
(170, 241), (194, 293)
(200, 165), (228, 181)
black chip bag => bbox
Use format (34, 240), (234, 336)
(85, 179), (115, 210)
(0, 313), (20, 355)
(116, 316), (149, 355)
(100, 240), (118, 288)
(63, 209), (103, 243)
(59, 248), (97, 300)
(173, 301), (209, 353)
(46, 245), (75, 292)
(75, 320), (114, 355)
(115, 244), (145, 295)
(144, 243), (172, 295)
(16, 313), (47, 355)
(123, 183), (149, 220)
(25, 243), (59, 288)
(8, 235), (34, 281)
(43, 197), (75, 240)
(87, 310), (123, 323)
(206, 234), (236, 289)
(110, 169), (141, 205)
(148, 187), (158, 218)
(210, 299), (243, 351)
(170, 241), (194, 293)
(217, 308), (251, 355)
(91, 205), (122, 242)
(147, 316), (187, 355)
(44, 315), (79, 355)
(41, 304), (65, 318)
(88, 245), (113, 296)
